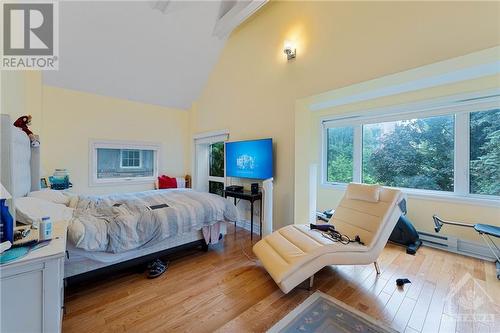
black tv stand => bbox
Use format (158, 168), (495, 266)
(224, 189), (262, 240)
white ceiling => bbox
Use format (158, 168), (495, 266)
(43, 1), (233, 109)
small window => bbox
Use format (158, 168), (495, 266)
(120, 149), (142, 168)
(209, 180), (224, 197)
(362, 115), (454, 191)
(91, 141), (159, 185)
(326, 127), (354, 183)
(470, 109), (500, 196)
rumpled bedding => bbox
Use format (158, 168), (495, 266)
(67, 189), (237, 253)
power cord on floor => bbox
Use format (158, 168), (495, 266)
(240, 237), (259, 263)
(234, 223), (259, 263)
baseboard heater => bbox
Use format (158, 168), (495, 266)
(418, 231), (496, 262)
(233, 224), (497, 262)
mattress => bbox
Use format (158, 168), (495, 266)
(65, 223), (227, 278)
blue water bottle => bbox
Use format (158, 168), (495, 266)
(0, 199), (14, 243)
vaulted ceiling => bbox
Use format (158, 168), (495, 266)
(43, 1), (266, 109)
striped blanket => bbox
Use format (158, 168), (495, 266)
(67, 189), (237, 253)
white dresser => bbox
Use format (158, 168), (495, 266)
(0, 222), (67, 333)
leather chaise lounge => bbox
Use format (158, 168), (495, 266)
(253, 183), (405, 294)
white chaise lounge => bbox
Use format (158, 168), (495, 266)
(253, 183), (405, 294)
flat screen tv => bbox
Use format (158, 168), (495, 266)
(225, 138), (273, 180)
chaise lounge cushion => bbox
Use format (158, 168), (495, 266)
(253, 183), (404, 293)
(253, 224), (365, 284)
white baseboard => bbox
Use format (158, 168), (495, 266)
(231, 223), (497, 262)
(418, 230), (497, 262)
(235, 219), (261, 235)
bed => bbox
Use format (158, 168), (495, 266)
(0, 114), (237, 284)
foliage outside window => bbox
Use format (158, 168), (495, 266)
(362, 115), (454, 191)
(324, 106), (500, 198)
(209, 142), (224, 177)
(209, 142), (225, 196)
(326, 127), (353, 183)
(470, 109), (500, 196)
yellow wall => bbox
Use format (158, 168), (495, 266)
(192, 1), (500, 229)
(40, 86), (190, 194)
(1, 74), (190, 195)
(1, 71), (42, 133)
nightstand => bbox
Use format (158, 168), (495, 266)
(0, 221), (67, 333)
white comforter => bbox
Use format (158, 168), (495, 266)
(67, 189), (238, 253)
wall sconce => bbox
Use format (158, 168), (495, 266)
(284, 40), (296, 61)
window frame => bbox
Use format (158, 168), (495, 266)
(208, 141), (225, 194)
(90, 140), (160, 186)
(120, 149), (143, 169)
(320, 94), (500, 205)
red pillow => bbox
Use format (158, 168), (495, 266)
(158, 175), (177, 189)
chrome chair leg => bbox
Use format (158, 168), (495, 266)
(374, 261), (381, 275)
(309, 275), (314, 290)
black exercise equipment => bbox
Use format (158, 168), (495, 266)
(389, 200), (422, 255)
(433, 215), (500, 280)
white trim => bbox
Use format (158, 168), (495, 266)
(235, 218), (261, 235)
(321, 89), (500, 127)
(89, 139), (160, 187)
(418, 231), (497, 262)
(193, 130), (229, 192)
(320, 183), (500, 208)
(193, 129), (229, 140)
(213, 1), (268, 38)
(352, 125), (362, 183)
(454, 112), (469, 195)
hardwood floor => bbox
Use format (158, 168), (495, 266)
(63, 225), (500, 333)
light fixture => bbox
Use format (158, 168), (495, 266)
(284, 40), (296, 61)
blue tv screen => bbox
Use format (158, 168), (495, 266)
(225, 138), (273, 180)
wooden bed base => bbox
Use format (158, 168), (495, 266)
(65, 238), (207, 287)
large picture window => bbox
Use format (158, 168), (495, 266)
(323, 101), (500, 200)
(91, 141), (159, 185)
(362, 115), (454, 191)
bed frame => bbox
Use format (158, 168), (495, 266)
(66, 239), (208, 286)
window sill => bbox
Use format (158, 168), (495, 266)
(320, 183), (500, 208)
(90, 177), (156, 187)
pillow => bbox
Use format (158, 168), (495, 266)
(158, 175), (177, 189)
(28, 189), (70, 206)
(16, 197), (74, 225)
(345, 183), (381, 203)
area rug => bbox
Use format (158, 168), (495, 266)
(268, 291), (397, 333)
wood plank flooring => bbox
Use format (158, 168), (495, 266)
(63, 225), (500, 332)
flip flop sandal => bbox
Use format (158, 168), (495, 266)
(147, 259), (169, 279)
